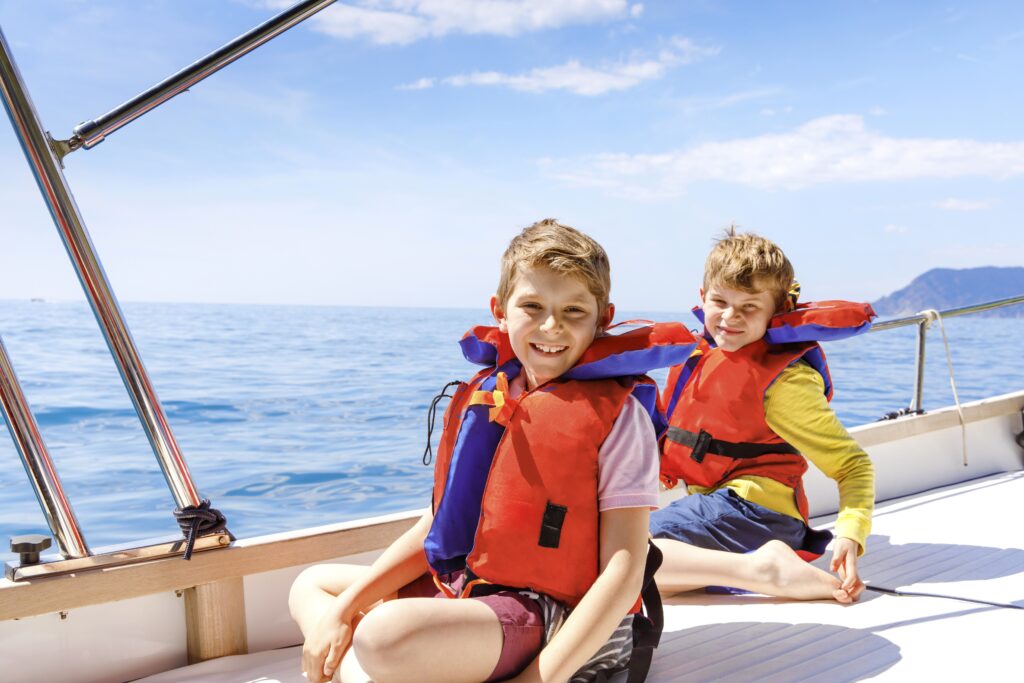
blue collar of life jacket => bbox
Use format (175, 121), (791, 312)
(691, 300), (875, 346)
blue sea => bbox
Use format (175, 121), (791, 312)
(1, 299), (1022, 563)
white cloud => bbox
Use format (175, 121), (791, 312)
(409, 37), (718, 96)
(937, 198), (992, 211)
(397, 77), (436, 91)
(264, 1), (642, 45)
(543, 115), (1024, 197)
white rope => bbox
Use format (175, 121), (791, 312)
(921, 309), (968, 466)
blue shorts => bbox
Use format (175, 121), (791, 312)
(650, 488), (832, 557)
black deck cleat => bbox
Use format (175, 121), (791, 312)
(10, 534), (51, 566)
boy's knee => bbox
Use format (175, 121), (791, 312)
(352, 601), (417, 677)
(288, 565), (327, 615)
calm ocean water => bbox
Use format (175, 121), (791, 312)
(1, 299), (1022, 563)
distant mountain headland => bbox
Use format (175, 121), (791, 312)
(872, 266), (1024, 318)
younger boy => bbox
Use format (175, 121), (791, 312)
(651, 229), (875, 602)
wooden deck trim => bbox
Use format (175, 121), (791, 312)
(0, 509), (422, 621)
(850, 389), (1024, 448)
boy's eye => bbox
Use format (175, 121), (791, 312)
(521, 302), (542, 310)
(565, 306), (586, 315)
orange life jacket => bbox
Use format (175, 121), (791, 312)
(426, 323), (698, 607)
(436, 372), (634, 605)
(660, 301), (875, 521)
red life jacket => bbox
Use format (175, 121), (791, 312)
(434, 372), (635, 606)
(660, 301), (875, 521)
(427, 322), (698, 607)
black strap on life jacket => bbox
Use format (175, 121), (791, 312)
(665, 426), (800, 464)
(623, 540), (664, 683)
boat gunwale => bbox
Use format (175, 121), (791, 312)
(1, 388), (1022, 622)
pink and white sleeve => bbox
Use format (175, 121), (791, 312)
(597, 395), (660, 511)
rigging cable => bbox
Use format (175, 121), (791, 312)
(921, 308), (968, 466)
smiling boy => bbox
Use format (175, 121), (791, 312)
(651, 229), (875, 601)
(291, 219), (694, 683)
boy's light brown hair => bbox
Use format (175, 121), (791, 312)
(497, 218), (611, 311)
(704, 227), (794, 310)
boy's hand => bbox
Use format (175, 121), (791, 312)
(302, 603), (355, 683)
(830, 537), (865, 602)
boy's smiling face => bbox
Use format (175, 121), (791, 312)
(701, 280), (779, 352)
(491, 265), (613, 390)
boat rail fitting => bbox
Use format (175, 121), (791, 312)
(1, 27), (202, 511)
(869, 294), (1024, 332)
(910, 318), (928, 413)
(0, 338), (90, 559)
(67, 0), (338, 151)
(871, 294), (1024, 418)
(5, 532), (230, 582)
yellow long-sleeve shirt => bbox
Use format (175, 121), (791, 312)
(687, 360), (875, 552)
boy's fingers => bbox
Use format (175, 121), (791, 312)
(324, 643), (344, 679)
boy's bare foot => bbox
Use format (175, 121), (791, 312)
(750, 540), (852, 603)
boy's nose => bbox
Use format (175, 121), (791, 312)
(540, 314), (559, 333)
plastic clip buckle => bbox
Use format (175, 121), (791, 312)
(690, 429), (712, 464)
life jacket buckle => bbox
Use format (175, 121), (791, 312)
(690, 429), (712, 464)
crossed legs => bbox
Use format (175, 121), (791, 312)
(289, 564), (506, 683)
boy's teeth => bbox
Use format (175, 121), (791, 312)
(534, 343), (566, 353)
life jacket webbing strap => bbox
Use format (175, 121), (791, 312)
(432, 573), (457, 599)
(665, 426), (801, 464)
(626, 540), (664, 683)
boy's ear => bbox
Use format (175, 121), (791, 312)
(599, 303), (615, 332)
(490, 295), (508, 333)
(698, 287), (705, 302)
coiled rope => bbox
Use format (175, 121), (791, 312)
(173, 499), (230, 560)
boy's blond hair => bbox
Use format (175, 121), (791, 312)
(497, 218), (611, 310)
(704, 227), (794, 310)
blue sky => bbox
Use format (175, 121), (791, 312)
(2, 0), (1022, 311)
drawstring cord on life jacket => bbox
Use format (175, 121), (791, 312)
(487, 372), (517, 426)
(423, 380), (462, 466)
(466, 371), (519, 426)
(921, 309), (968, 466)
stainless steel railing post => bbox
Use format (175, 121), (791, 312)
(0, 337), (90, 559)
(0, 27), (201, 510)
(910, 320), (928, 413)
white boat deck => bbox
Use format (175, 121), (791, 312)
(140, 470), (1024, 683)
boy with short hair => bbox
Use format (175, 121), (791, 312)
(290, 219), (694, 683)
(651, 229), (875, 602)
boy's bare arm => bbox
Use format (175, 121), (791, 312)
(511, 507), (650, 683)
